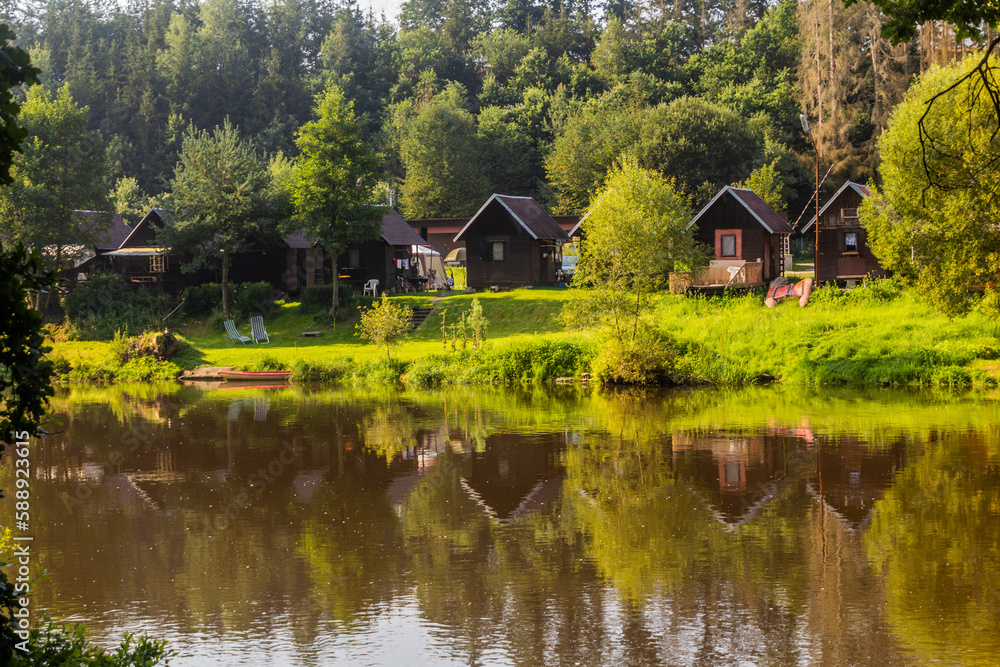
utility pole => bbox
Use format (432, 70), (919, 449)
(800, 114), (821, 283)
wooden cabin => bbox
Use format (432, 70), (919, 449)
(408, 217), (467, 259)
(338, 209), (430, 293)
(57, 211), (133, 284)
(102, 209), (188, 293)
(801, 181), (889, 286)
(454, 194), (569, 290)
(679, 186), (793, 292)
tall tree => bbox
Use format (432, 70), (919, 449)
(573, 158), (704, 343)
(289, 82), (383, 316)
(164, 119), (275, 316)
(397, 84), (490, 218)
(0, 84), (109, 310)
(632, 96), (762, 205)
(862, 54), (1000, 315)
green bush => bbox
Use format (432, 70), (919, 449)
(182, 283), (223, 316)
(234, 281), (277, 317)
(63, 273), (167, 341)
(299, 283), (373, 315)
(239, 354), (286, 371)
(9, 617), (169, 666)
(591, 331), (677, 385)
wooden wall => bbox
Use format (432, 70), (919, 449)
(815, 188), (890, 284)
(463, 203), (561, 288)
(692, 194), (783, 282)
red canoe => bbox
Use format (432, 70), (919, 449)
(218, 370), (293, 382)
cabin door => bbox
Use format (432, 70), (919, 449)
(539, 245), (549, 283)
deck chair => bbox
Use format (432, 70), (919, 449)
(225, 319), (252, 345)
(363, 279), (379, 297)
(250, 315), (269, 344)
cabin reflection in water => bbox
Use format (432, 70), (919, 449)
(672, 432), (791, 526)
(460, 432), (565, 523)
(810, 436), (907, 528)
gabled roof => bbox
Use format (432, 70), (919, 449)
(283, 231), (314, 249)
(800, 181), (870, 233)
(568, 211), (589, 238)
(686, 186), (794, 235)
(454, 194), (569, 242)
(382, 209), (428, 246)
(118, 208), (173, 250)
(76, 211), (132, 251)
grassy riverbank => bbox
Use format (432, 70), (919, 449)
(45, 280), (1000, 388)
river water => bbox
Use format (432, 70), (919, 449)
(2, 383), (999, 665)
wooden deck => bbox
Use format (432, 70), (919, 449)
(670, 260), (764, 294)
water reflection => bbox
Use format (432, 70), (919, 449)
(2, 384), (999, 665)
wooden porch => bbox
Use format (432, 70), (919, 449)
(670, 260), (764, 295)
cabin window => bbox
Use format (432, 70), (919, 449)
(492, 241), (505, 261)
(720, 235), (737, 257)
(149, 255), (166, 273)
(844, 232), (858, 253)
(842, 208), (858, 219)
(714, 229), (741, 259)
(349, 248), (361, 267)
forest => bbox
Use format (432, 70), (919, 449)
(0, 0), (986, 225)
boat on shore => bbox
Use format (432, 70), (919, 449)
(218, 370), (293, 382)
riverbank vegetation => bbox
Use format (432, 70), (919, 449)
(44, 279), (1000, 389)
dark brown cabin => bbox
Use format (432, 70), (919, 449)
(407, 217), (467, 259)
(338, 209), (429, 294)
(454, 194), (569, 289)
(102, 209), (187, 293)
(59, 211), (134, 282)
(686, 186), (793, 285)
(801, 181), (890, 285)
(813, 437), (906, 529)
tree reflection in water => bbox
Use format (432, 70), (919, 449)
(4, 384), (999, 664)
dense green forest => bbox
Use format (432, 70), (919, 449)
(0, 0), (985, 220)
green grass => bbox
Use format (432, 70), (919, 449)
(48, 287), (579, 372)
(44, 280), (1000, 388)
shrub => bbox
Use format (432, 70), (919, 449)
(63, 273), (166, 340)
(591, 333), (677, 385)
(294, 359), (352, 382)
(300, 283), (373, 315)
(10, 616), (169, 666)
(182, 283), (223, 316)
(233, 281), (277, 317)
(239, 354), (286, 371)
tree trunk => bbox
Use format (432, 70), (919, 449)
(222, 247), (230, 316)
(42, 245), (62, 313)
(330, 270), (339, 317)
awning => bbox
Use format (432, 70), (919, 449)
(102, 247), (169, 256)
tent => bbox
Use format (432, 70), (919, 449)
(413, 245), (449, 289)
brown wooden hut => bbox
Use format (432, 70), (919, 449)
(683, 186), (793, 289)
(102, 209), (187, 293)
(338, 209), (430, 293)
(454, 194), (569, 289)
(57, 211), (133, 283)
(801, 181), (889, 286)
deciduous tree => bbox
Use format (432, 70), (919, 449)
(164, 119), (275, 316)
(861, 54), (1000, 314)
(573, 158), (705, 342)
(289, 82), (383, 316)
(356, 293), (413, 361)
(0, 84), (110, 310)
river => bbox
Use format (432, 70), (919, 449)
(2, 383), (999, 665)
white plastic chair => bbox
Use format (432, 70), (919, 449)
(363, 279), (379, 297)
